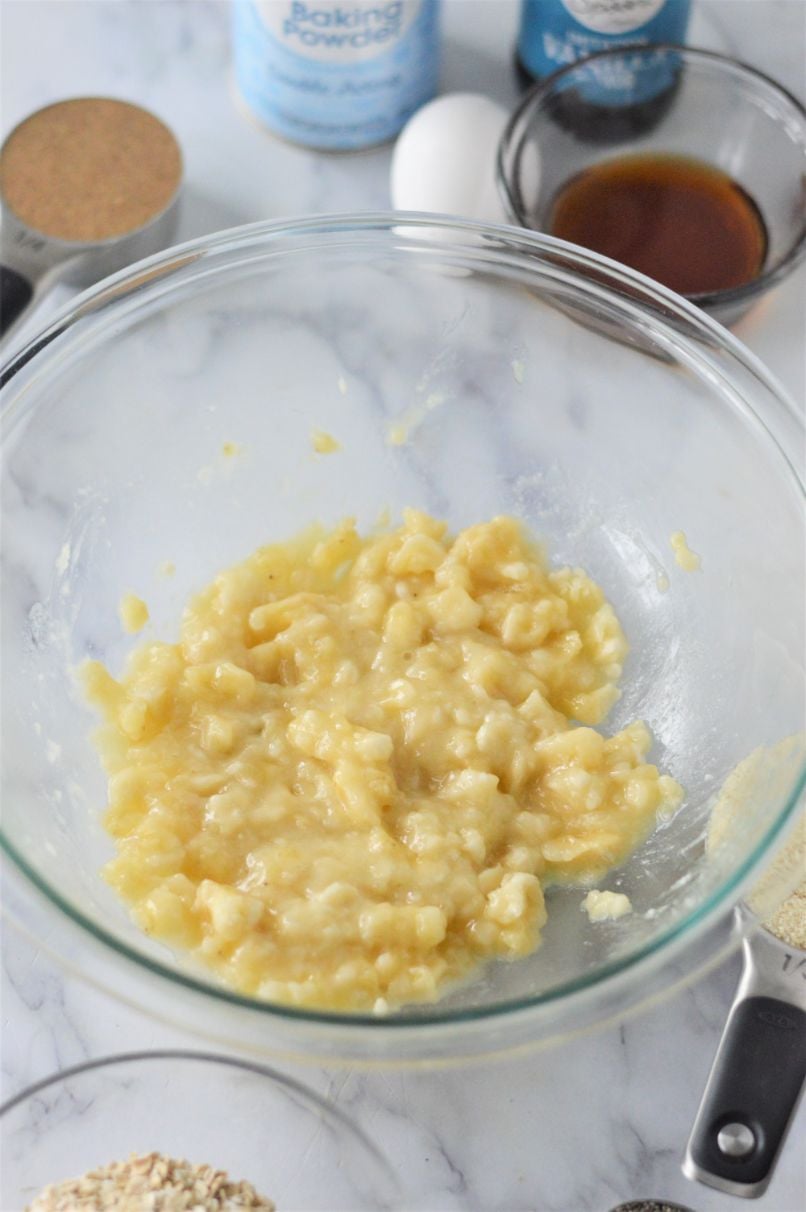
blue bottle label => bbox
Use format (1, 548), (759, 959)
(233, 0), (441, 151)
(518, 0), (691, 104)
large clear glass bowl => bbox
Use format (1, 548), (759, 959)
(0, 1050), (400, 1209)
(1, 215), (804, 1064)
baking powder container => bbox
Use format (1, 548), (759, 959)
(232, 0), (441, 151)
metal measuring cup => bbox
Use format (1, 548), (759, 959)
(684, 907), (806, 1198)
(684, 843), (806, 1198)
(0, 97), (182, 345)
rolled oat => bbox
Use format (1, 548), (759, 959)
(27, 1151), (275, 1211)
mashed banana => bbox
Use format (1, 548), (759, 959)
(118, 593), (149, 635)
(84, 511), (682, 1012)
(581, 889), (633, 922)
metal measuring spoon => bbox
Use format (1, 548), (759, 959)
(0, 97), (182, 344)
(684, 905), (806, 1198)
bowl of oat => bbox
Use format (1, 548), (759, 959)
(0, 1050), (400, 1211)
(1, 215), (803, 1063)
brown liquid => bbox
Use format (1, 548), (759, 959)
(549, 153), (768, 297)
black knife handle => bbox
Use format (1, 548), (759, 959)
(1, 263), (34, 336)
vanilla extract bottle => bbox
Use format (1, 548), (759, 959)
(516, 0), (693, 141)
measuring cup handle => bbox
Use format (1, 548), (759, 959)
(0, 264), (34, 337)
(684, 940), (806, 1198)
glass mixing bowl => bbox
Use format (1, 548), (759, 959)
(1, 215), (804, 1064)
(0, 1050), (400, 1209)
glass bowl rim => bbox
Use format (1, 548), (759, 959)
(496, 43), (806, 312)
(0, 1046), (357, 1120)
(1, 211), (804, 1033)
(0, 1047), (400, 1197)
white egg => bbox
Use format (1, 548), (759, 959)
(390, 93), (514, 224)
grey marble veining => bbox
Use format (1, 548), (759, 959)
(2, 3), (805, 1210)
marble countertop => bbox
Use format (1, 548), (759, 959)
(2, 2), (804, 1210)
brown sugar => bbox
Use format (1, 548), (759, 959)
(0, 97), (182, 242)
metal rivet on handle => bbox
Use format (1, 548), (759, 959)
(717, 1122), (756, 1157)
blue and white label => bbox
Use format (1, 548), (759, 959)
(559, 0), (667, 35)
(233, 0), (441, 150)
(518, 0), (691, 98)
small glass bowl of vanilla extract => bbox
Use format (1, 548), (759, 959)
(498, 46), (806, 327)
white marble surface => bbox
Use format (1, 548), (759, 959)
(2, 2), (805, 1210)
